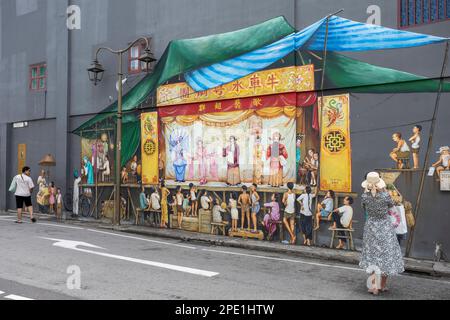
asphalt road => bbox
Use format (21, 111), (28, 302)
(0, 215), (449, 300)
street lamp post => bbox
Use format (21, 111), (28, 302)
(87, 38), (156, 226)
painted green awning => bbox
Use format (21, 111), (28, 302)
(73, 16), (296, 135)
(316, 51), (450, 93)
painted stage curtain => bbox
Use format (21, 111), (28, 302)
(161, 107), (297, 127)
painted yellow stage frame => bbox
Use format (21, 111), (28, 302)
(319, 94), (352, 193)
(157, 65), (315, 106)
(141, 112), (159, 185)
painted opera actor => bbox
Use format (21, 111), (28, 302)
(267, 132), (288, 187)
(223, 136), (241, 185)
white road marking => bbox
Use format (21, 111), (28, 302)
(36, 223), (85, 230)
(41, 238), (218, 278)
(4, 294), (34, 300)
(0, 291), (4, 295)
(203, 248), (363, 272)
(87, 229), (197, 250)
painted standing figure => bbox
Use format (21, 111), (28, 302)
(267, 132), (288, 187)
(83, 156), (94, 185)
(223, 136), (241, 186)
(195, 139), (208, 185)
(409, 125), (422, 169)
(253, 136), (264, 185)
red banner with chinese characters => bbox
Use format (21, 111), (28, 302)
(158, 92), (317, 118)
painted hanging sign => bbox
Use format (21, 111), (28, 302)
(319, 94), (352, 193)
(158, 92), (317, 118)
(157, 65), (314, 107)
(141, 112), (159, 185)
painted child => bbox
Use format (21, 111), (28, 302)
(160, 181), (170, 229)
(263, 194), (280, 241)
(121, 166), (128, 184)
(49, 182), (56, 214)
(282, 182), (297, 245)
(314, 190), (335, 231)
(175, 186), (184, 229)
(409, 125), (422, 169)
(331, 196), (354, 250)
(183, 192), (191, 217)
(189, 183), (198, 218)
(56, 188), (63, 221)
(250, 184), (261, 233)
(238, 186), (251, 231)
(229, 192), (239, 233)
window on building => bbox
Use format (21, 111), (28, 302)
(400, 0), (450, 28)
(128, 40), (149, 74)
(29, 63), (46, 91)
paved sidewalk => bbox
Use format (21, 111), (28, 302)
(3, 211), (449, 278)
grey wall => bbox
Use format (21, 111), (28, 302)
(0, 0), (448, 259)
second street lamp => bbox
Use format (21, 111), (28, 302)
(87, 37), (156, 226)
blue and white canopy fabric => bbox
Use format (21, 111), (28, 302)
(185, 15), (448, 92)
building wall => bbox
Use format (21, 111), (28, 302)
(0, 0), (448, 259)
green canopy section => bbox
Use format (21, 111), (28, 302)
(303, 51), (450, 93)
(73, 16), (296, 135)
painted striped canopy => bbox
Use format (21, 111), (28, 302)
(185, 15), (448, 92)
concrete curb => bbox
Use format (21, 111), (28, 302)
(2, 212), (448, 278)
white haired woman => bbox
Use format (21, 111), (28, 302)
(360, 172), (404, 295)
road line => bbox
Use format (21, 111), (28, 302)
(86, 229), (197, 250)
(42, 237), (218, 278)
(0, 291), (4, 295)
(202, 248), (364, 272)
(4, 294), (34, 301)
(37, 223), (85, 230)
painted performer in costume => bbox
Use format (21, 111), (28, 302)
(253, 136), (264, 185)
(169, 129), (189, 183)
(195, 138), (208, 185)
(223, 136), (241, 186)
(267, 132), (288, 187)
(83, 156), (94, 185)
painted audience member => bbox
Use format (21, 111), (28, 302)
(433, 146), (450, 180)
(314, 190), (335, 231)
(263, 194), (280, 241)
(390, 132), (410, 169)
(238, 186), (251, 231)
(229, 192), (239, 233)
(409, 125), (422, 169)
(297, 186), (316, 246)
(200, 191), (212, 210)
(282, 182), (297, 244)
(331, 196), (354, 250)
(250, 184), (261, 233)
(160, 181), (170, 228)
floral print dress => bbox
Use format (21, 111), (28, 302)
(359, 191), (405, 276)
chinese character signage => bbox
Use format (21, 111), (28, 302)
(141, 112), (159, 185)
(157, 65), (314, 107)
(319, 94), (352, 193)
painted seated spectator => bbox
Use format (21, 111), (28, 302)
(432, 146), (450, 180)
(314, 190), (335, 231)
(200, 191), (212, 210)
(150, 188), (161, 211)
(390, 132), (411, 169)
(139, 186), (149, 210)
(212, 198), (228, 224)
(330, 196), (354, 250)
